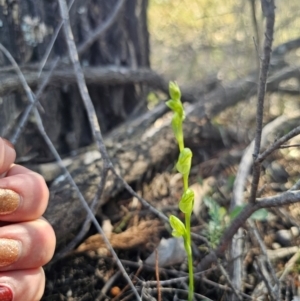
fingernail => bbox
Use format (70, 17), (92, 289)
(0, 239), (20, 267)
(1, 139), (14, 150)
(0, 285), (13, 301)
(0, 189), (19, 215)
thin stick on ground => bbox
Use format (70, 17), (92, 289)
(144, 287), (214, 301)
(217, 259), (242, 301)
(58, 0), (141, 299)
(38, 0), (75, 77)
(280, 143), (300, 149)
(144, 268), (215, 287)
(201, 278), (253, 300)
(249, 0), (275, 204)
(76, 0), (126, 56)
(248, 219), (280, 300)
(254, 256), (277, 300)
(258, 124), (300, 162)
(99, 270), (121, 300)
(155, 249), (161, 301)
(279, 248), (300, 281)
(10, 57), (59, 144)
(249, 0), (260, 65)
(110, 168), (169, 223)
(111, 265), (143, 301)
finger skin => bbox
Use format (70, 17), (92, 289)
(0, 268), (45, 301)
(0, 138), (54, 301)
(0, 218), (56, 271)
(0, 138), (16, 175)
(0, 165), (49, 222)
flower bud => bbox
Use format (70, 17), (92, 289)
(169, 81), (181, 101)
(169, 215), (186, 237)
(176, 148), (192, 175)
(179, 188), (194, 214)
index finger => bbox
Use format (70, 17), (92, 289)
(0, 138), (16, 175)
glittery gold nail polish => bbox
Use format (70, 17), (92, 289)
(0, 189), (19, 215)
(0, 239), (20, 267)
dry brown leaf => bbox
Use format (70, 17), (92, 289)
(76, 219), (162, 253)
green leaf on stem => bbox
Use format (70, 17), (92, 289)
(179, 188), (194, 214)
(169, 215), (186, 237)
(176, 148), (192, 175)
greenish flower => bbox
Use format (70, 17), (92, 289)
(169, 81), (181, 101)
(169, 215), (186, 237)
(166, 98), (184, 119)
(176, 148), (192, 175)
(179, 188), (194, 214)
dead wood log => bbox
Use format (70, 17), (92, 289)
(0, 65), (218, 103)
(44, 112), (222, 250)
(42, 64), (300, 251)
(0, 67), (165, 96)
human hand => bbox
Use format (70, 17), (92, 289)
(0, 138), (56, 301)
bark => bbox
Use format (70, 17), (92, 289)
(0, 0), (149, 161)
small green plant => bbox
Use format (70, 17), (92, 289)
(167, 82), (269, 300)
(203, 195), (269, 248)
(203, 196), (227, 248)
(167, 82), (194, 301)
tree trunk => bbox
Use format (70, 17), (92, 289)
(0, 0), (149, 161)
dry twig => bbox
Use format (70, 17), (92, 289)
(249, 0), (276, 204)
(248, 219), (280, 300)
(77, 0), (126, 56)
(229, 114), (300, 299)
(58, 0), (140, 299)
(10, 57), (59, 144)
(155, 250), (162, 301)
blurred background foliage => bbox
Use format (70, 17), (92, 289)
(148, 0), (300, 85)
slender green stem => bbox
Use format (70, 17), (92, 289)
(168, 82), (194, 300)
(183, 172), (194, 300)
(183, 174), (189, 191)
(185, 214), (194, 301)
(178, 124), (184, 152)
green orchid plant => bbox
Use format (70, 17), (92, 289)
(167, 82), (194, 301)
